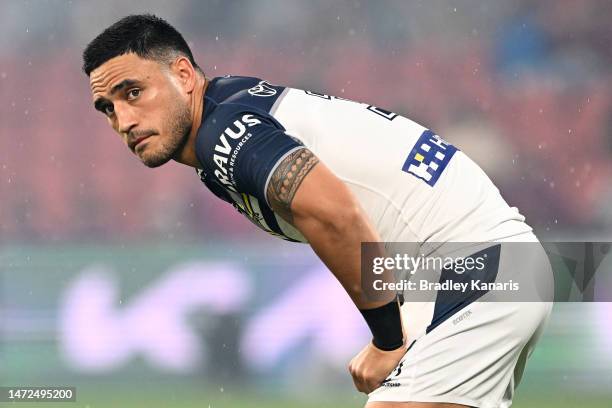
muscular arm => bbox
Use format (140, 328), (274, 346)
(266, 148), (394, 309)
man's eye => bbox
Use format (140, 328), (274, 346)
(127, 88), (140, 100)
(104, 105), (114, 116)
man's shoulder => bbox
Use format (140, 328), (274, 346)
(199, 101), (282, 141)
(206, 75), (264, 102)
(195, 97), (287, 178)
(206, 75), (288, 115)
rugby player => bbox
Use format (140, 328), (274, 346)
(83, 14), (552, 408)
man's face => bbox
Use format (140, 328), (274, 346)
(89, 53), (192, 167)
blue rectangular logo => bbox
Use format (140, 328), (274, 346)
(402, 130), (458, 186)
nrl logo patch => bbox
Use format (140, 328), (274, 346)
(248, 80), (277, 97)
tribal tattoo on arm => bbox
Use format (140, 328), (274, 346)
(266, 148), (319, 223)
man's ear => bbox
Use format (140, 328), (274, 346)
(171, 56), (196, 93)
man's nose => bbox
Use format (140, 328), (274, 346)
(116, 102), (138, 135)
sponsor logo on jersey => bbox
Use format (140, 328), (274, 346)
(213, 114), (262, 191)
(382, 382), (401, 387)
(381, 360), (404, 387)
(452, 309), (472, 325)
(247, 80), (277, 97)
(402, 130), (458, 186)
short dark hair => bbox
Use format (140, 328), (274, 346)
(82, 14), (199, 76)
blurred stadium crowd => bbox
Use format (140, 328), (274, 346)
(1, 0), (611, 242)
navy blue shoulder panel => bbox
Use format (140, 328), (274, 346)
(195, 101), (303, 205)
(205, 75), (286, 114)
(196, 74), (292, 199)
(194, 76), (305, 241)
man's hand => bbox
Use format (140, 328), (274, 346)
(348, 341), (408, 394)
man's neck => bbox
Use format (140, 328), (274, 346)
(174, 74), (208, 168)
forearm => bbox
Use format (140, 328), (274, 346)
(266, 149), (404, 349)
(293, 206), (395, 310)
(295, 206), (405, 350)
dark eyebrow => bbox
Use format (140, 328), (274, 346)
(93, 79), (140, 113)
(110, 79), (139, 95)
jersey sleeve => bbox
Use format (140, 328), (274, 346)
(234, 123), (305, 206)
(199, 105), (304, 205)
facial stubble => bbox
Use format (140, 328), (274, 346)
(140, 97), (192, 168)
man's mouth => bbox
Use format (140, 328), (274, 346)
(134, 135), (150, 149)
(129, 132), (155, 151)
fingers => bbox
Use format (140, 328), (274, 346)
(348, 360), (382, 394)
(348, 360), (363, 393)
(348, 359), (366, 393)
(349, 342), (407, 395)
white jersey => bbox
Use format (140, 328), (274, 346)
(196, 77), (550, 408)
(272, 88), (531, 243)
(196, 76), (531, 245)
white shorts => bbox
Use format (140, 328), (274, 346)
(368, 238), (554, 407)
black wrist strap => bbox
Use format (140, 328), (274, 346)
(359, 298), (404, 351)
